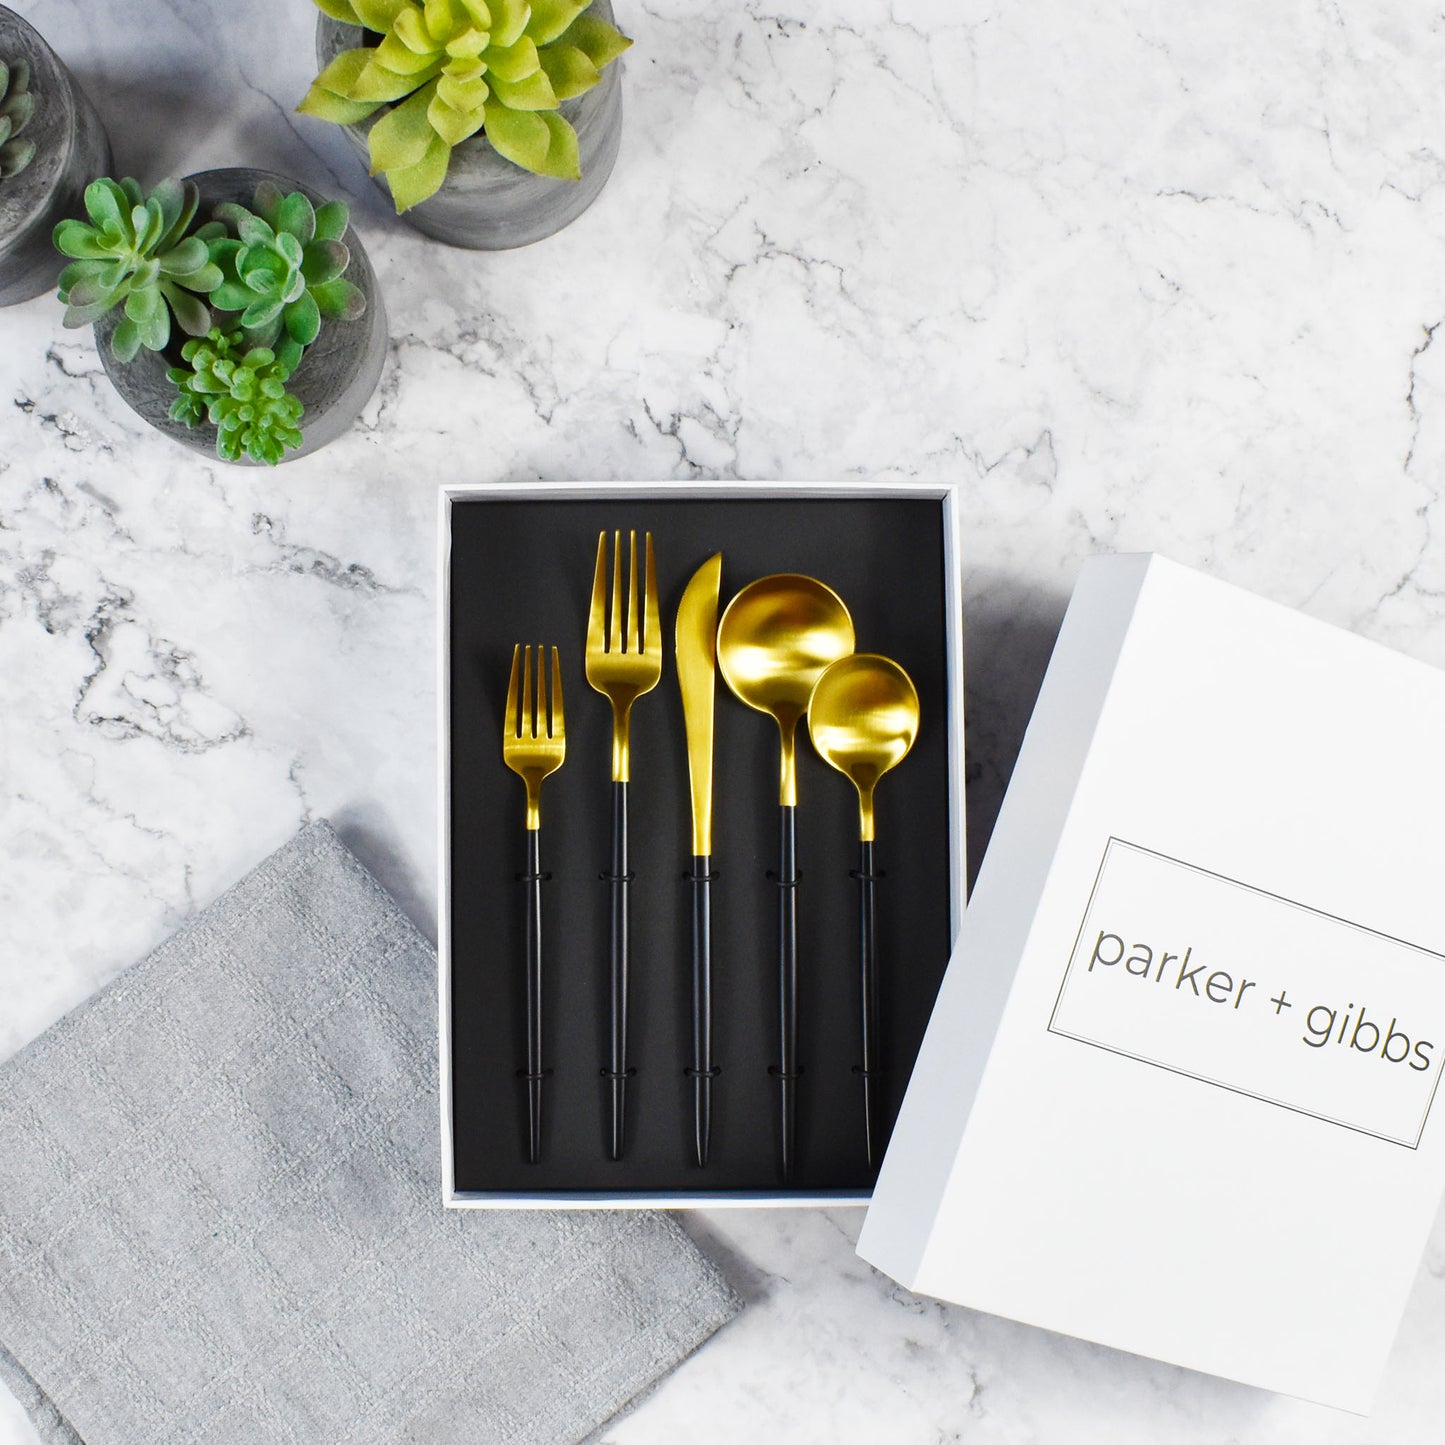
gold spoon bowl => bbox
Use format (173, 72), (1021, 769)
(807, 653), (920, 840)
(716, 574), (856, 806)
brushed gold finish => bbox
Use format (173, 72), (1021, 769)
(716, 574), (855, 807)
(585, 530), (661, 783)
(807, 653), (920, 841)
(676, 553), (723, 856)
(502, 644), (566, 830)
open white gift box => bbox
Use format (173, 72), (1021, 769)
(860, 552), (1445, 1413)
(442, 500), (1445, 1410)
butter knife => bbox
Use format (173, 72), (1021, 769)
(676, 552), (723, 1167)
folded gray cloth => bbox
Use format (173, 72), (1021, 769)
(0, 821), (739, 1445)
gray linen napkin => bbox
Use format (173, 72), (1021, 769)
(0, 821), (739, 1445)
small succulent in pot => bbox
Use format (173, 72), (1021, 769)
(50, 167), (387, 467)
(301, 0), (630, 247)
(300, 0), (630, 210)
(0, 5), (112, 307)
(0, 56), (36, 179)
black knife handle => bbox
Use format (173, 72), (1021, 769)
(604, 781), (631, 1160)
(523, 829), (544, 1164)
(777, 804), (799, 1180)
(688, 854), (715, 1167)
(857, 838), (880, 1170)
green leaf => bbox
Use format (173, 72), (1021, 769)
(110, 318), (143, 363)
(301, 238), (349, 285)
(311, 276), (366, 320)
(150, 178), (191, 249)
(0, 118), (11, 148)
(309, 47), (373, 97)
(124, 285), (163, 324)
(350, 53), (435, 102)
(351, 0), (410, 29)
(488, 67), (557, 111)
(537, 42), (598, 99)
(211, 280), (256, 312)
(481, 35), (538, 82)
(53, 219), (111, 259)
(312, 0), (364, 20)
(524, 0), (587, 46)
(391, 6), (438, 53)
(298, 83), (378, 126)
(488, 0), (529, 48)
(376, 32), (443, 75)
(436, 70), (490, 111)
(313, 200), (350, 242)
(369, 81), (441, 174)
(161, 281), (213, 338)
(427, 91), (486, 146)
(482, 101), (578, 177)
(0, 137), (35, 177)
(558, 12), (631, 69)
(285, 290), (321, 346)
(159, 235), (210, 277)
(529, 109), (580, 178)
(385, 132), (451, 211)
(235, 213), (276, 249)
(1, 91), (35, 131)
(186, 261), (224, 294)
(241, 297), (285, 329)
(275, 336), (305, 375)
(83, 178), (126, 234)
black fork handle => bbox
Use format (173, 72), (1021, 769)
(523, 829), (544, 1164)
(777, 805), (798, 1180)
(606, 781), (630, 1160)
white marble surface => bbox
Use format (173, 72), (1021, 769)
(3, 0), (1445, 1438)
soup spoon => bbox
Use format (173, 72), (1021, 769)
(807, 653), (920, 1169)
(717, 574), (855, 1179)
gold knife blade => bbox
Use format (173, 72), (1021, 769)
(676, 553), (723, 856)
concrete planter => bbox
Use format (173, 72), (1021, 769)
(315, 0), (624, 250)
(96, 167), (388, 466)
(0, 5), (111, 306)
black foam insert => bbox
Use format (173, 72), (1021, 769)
(448, 493), (955, 1195)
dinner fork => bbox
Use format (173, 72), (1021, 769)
(585, 530), (661, 1160)
(502, 643), (566, 1164)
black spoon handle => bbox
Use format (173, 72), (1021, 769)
(690, 853), (714, 1167)
(523, 829), (543, 1164)
(858, 838), (880, 1169)
(778, 804), (798, 1180)
(606, 781), (630, 1160)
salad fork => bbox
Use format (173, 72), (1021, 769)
(585, 529), (661, 1160)
(502, 643), (566, 1164)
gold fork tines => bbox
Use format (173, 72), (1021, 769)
(503, 644), (566, 829)
(585, 530), (661, 780)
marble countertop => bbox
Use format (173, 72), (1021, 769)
(4, 0), (1445, 1438)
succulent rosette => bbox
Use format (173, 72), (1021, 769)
(299, 0), (631, 211)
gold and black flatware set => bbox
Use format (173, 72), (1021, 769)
(499, 530), (920, 1177)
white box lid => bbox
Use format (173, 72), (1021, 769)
(859, 553), (1445, 1412)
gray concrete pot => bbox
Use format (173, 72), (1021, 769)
(315, 0), (623, 249)
(96, 167), (388, 466)
(0, 5), (111, 306)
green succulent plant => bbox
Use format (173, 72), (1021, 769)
(54, 178), (223, 362)
(167, 328), (305, 466)
(195, 181), (365, 372)
(0, 57), (36, 180)
(298, 0), (631, 212)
